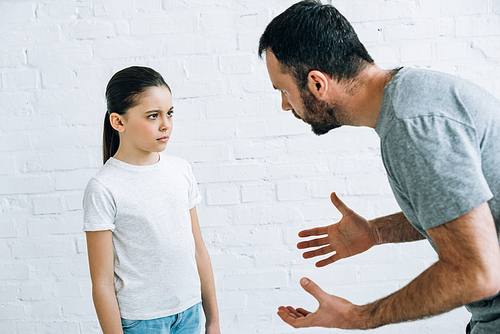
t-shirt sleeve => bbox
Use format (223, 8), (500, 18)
(382, 115), (493, 230)
(186, 162), (202, 209)
(82, 178), (116, 232)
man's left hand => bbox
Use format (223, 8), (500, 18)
(277, 277), (358, 329)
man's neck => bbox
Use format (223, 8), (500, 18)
(343, 65), (399, 129)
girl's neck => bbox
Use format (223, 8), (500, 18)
(113, 149), (161, 166)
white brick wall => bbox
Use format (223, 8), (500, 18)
(1, 0), (498, 332)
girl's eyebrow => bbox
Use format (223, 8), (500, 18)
(144, 106), (174, 114)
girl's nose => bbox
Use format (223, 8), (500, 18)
(159, 115), (171, 130)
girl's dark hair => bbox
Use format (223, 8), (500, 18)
(103, 66), (170, 164)
(258, 0), (373, 88)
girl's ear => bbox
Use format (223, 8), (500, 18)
(109, 113), (126, 132)
(307, 70), (329, 100)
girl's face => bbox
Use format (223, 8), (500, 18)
(113, 86), (173, 164)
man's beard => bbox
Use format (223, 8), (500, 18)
(299, 87), (346, 136)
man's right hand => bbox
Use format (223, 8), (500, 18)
(297, 192), (380, 267)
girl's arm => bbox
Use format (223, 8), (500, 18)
(86, 230), (124, 334)
(190, 207), (221, 334)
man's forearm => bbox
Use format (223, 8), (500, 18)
(355, 258), (480, 329)
(370, 212), (425, 244)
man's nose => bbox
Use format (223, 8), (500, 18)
(281, 91), (293, 111)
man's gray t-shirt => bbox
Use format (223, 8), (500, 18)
(375, 67), (500, 333)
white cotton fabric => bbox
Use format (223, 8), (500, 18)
(83, 154), (202, 320)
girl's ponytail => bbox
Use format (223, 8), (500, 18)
(102, 66), (170, 164)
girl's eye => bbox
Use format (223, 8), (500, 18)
(148, 114), (158, 120)
(167, 110), (174, 117)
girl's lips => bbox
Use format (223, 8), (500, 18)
(157, 136), (169, 142)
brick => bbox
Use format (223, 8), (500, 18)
(61, 298), (95, 317)
(19, 285), (44, 301)
(47, 2), (76, 17)
(456, 16), (500, 37)
(53, 281), (82, 297)
(183, 56), (217, 79)
(235, 119), (267, 138)
(0, 304), (25, 320)
(2, 70), (38, 90)
(206, 97), (256, 119)
(277, 181), (310, 201)
(12, 238), (75, 259)
(241, 183), (274, 203)
(472, 39), (500, 58)
(65, 21), (115, 40)
(0, 2), (34, 24)
(437, 41), (469, 61)
(206, 185), (239, 205)
(166, 144), (229, 163)
(27, 216), (82, 236)
(0, 175), (53, 195)
(0, 219), (18, 238)
(194, 164), (260, 183)
(219, 55), (254, 74)
(401, 43), (433, 62)
(0, 286), (18, 301)
(65, 193), (83, 211)
(32, 196), (62, 215)
(223, 271), (286, 290)
(164, 35), (211, 55)
(209, 253), (254, 270)
(27, 45), (92, 66)
(131, 14), (197, 35)
(0, 48), (25, 67)
(0, 157), (14, 175)
(301, 201), (342, 221)
(196, 206), (232, 227)
(0, 265), (29, 280)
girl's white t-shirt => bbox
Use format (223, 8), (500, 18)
(83, 154), (202, 320)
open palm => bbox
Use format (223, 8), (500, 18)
(298, 192), (379, 267)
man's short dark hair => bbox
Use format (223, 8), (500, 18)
(258, 0), (374, 88)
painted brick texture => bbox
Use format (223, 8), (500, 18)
(1, 0), (498, 333)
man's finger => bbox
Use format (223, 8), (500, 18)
(300, 277), (328, 303)
(297, 236), (329, 249)
(298, 226), (328, 238)
(315, 253), (341, 267)
(302, 245), (334, 259)
(278, 307), (314, 328)
(330, 192), (352, 216)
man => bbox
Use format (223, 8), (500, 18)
(258, 1), (500, 332)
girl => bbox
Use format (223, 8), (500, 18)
(83, 66), (220, 334)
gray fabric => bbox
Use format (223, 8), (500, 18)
(375, 67), (500, 332)
(83, 154), (202, 320)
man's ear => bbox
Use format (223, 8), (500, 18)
(307, 70), (329, 100)
(109, 113), (126, 132)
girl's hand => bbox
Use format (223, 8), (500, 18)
(205, 322), (221, 334)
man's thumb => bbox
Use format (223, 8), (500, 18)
(300, 277), (326, 302)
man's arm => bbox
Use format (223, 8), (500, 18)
(370, 211), (425, 244)
(298, 193), (424, 267)
(357, 201), (500, 328)
(279, 201), (500, 329)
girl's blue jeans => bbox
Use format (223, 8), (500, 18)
(121, 302), (202, 334)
